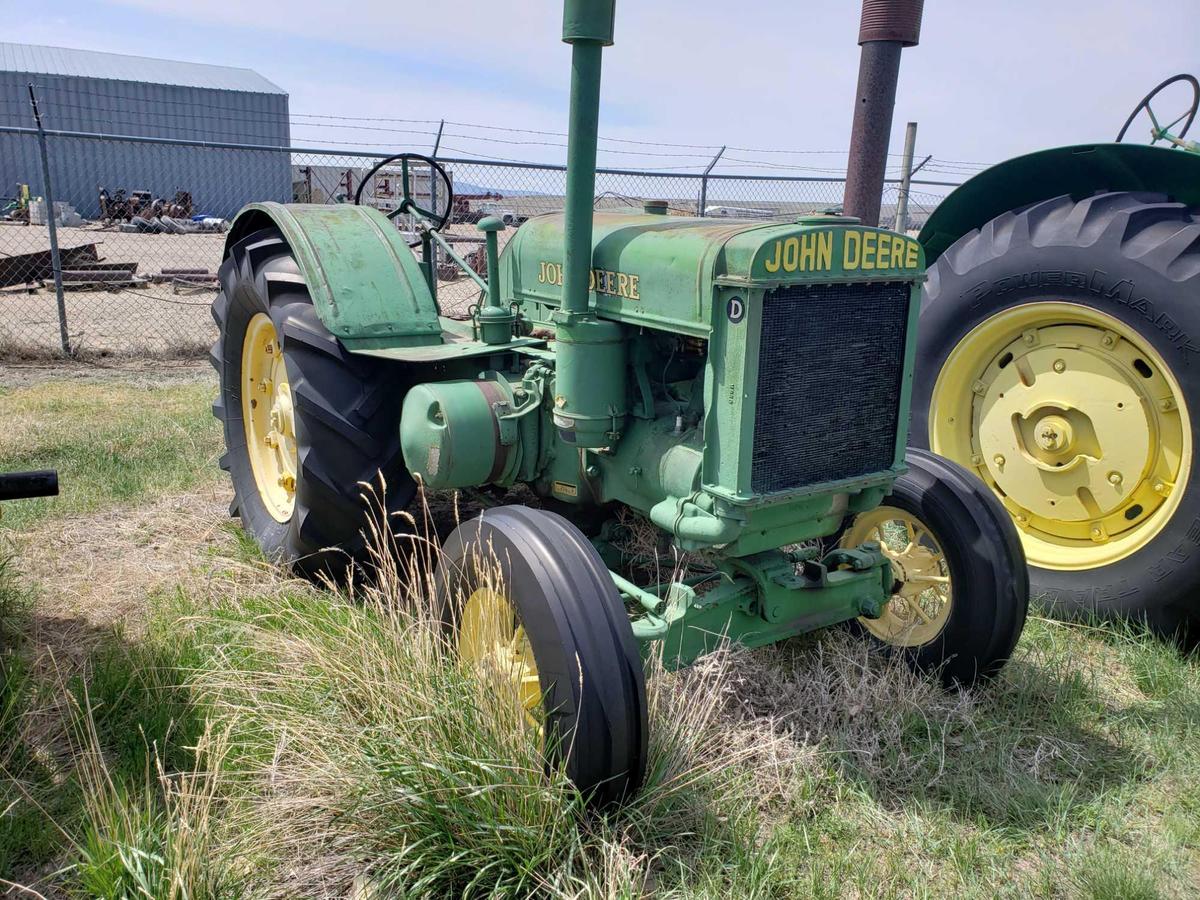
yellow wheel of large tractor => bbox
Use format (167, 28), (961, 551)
(212, 227), (415, 574)
(436, 506), (648, 807)
(840, 449), (1027, 686)
(912, 192), (1200, 634)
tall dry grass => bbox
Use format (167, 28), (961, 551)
(46, 488), (996, 897)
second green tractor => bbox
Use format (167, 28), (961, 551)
(913, 73), (1200, 636)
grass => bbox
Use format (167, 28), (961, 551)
(2, 372), (1200, 896)
(0, 378), (220, 530)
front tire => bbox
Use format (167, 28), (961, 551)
(841, 449), (1029, 686)
(211, 228), (415, 574)
(436, 506), (648, 806)
(914, 192), (1200, 633)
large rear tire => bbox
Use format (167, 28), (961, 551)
(436, 506), (648, 806)
(211, 227), (415, 575)
(913, 192), (1200, 634)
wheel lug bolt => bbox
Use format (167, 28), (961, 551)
(1053, 359), (1066, 373)
(994, 454), (1005, 467)
(1108, 471), (1122, 485)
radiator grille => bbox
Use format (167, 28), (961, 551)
(750, 281), (910, 494)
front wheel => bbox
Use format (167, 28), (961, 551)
(435, 506), (648, 806)
(840, 448), (1029, 686)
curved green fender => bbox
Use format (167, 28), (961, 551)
(919, 143), (1200, 263)
(224, 202), (442, 350)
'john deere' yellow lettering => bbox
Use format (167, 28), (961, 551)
(538, 261), (641, 300)
(815, 231), (833, 269)
(843, 231), (861, 269)
(760, 230), (920, 274)
(761, 232), (836, 273)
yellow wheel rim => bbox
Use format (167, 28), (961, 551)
(240, 313), (298, 523)
(929, 302), (1190, 570)
(458, 587), (543, 731)
(842, 506), (953, 647)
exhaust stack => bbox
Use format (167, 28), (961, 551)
(843, 0), (924, 227)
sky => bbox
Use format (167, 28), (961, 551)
(6, 0), (1200, 185)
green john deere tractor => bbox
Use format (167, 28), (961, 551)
(913, 74), (1200, 635)
(211, 0), (1027, 803)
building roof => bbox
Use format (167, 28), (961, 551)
(0, 42), (285, 94)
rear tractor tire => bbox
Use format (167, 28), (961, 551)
(211, 227), (415, 575)
(913, 192), (1200, 635)
(840, 448), (1029, 686)
(436, 506), (648, 806)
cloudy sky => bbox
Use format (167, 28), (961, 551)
(7, 0), (1200, 182)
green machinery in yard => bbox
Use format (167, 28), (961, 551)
(212, 0), (1027, 803)
(913, 74), (1200, 635)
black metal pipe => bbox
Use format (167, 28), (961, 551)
(0, 470), (58, 501)
(843, 1), (924, 227)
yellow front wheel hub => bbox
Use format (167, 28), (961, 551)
(458, 587), (543, 732)
(842, 506), (953, 647)
(241, 313), (298, 523)
(929, 302), (1190, 570)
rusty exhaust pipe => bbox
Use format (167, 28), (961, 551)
(843, 0), (924, 227)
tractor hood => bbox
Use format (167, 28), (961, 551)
(500, 211), (924, 337)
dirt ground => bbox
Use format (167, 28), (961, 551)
(22, 488), (231, 635)
(0, 357), (212, 389)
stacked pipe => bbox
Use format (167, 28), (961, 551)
(843, 0), (924, 227)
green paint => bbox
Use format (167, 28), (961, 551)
(502, 215), (923, 336)
(226, 202), (441, 350)
(920, 143), (1200, 263)
(631, 544), (893, 668)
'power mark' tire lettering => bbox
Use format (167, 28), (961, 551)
(959, 269), (1200, 354)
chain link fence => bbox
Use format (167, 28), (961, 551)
(0, 128), (957, 358)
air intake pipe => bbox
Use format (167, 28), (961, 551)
(554, 0), (627, 448)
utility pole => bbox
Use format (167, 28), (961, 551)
(27, 84), (70, 356)
(843, 1), (924, 226)
(894, 121), (917, 233)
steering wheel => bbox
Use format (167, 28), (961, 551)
(353, 152), (454, 231)
(1116, 73), (1199, 144)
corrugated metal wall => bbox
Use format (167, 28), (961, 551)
(0, 72), (291, 217)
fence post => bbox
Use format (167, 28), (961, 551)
(697, 145), (725, 216)
(27, 84), (71, 357)
(429, 119), (445, 277)
(894, 121), (917, 233)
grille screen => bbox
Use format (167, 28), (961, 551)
(750, 281), (910, 494)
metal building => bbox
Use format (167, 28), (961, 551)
(0, 43), (290, 218)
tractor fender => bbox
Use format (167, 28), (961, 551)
(224, 202), (442, 350)
(919, 143), (1200, 264)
